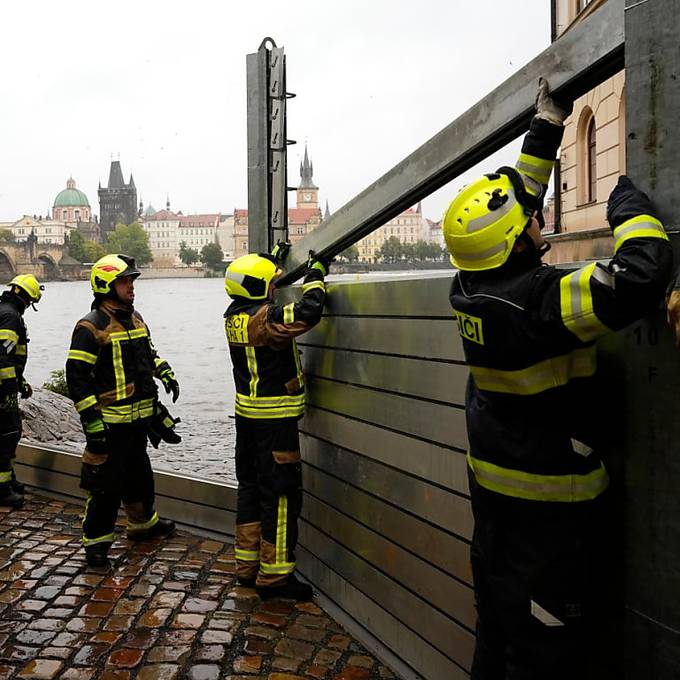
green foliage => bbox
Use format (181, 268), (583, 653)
(83, 240), (106, 263)
(42, 369), (69, 397)
(376, 236), (403, 263)
(106, 222), (152, 266)
(339, 243), (359, 262)
(179, 241), (200, 266)
(0, 229), (15, 244)
(200, 242), (224, 270)
(66, 231), (86, 261)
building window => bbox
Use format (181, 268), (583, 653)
(587, 117), (597, 202)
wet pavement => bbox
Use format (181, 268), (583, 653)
(0, 494), (396, 680)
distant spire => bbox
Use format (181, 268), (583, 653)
(416, 201), (422, 214)
(108, 160), (125, 188)
(129, 173), (135, 188)
(324, 200), (330, 219)
(66, 177), (76, 190)
(166, 194), (170, 210)
(298, 143), (318, 190)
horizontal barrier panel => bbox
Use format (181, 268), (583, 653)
(301, 345), (468, 405)
(298, 525), (474, 676)
(306, 376), (469, 451)
(301, 432), (472, 542)
(303, 459), (473, 584)
(300, 316), (464, 362)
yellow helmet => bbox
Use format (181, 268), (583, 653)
(442, 167), (544, 271)
(225, 254), (280, 300)
(8, 274), (44, 303)
(91, 254), (141, 295)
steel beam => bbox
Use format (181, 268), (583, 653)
(277, 0), (624, 285)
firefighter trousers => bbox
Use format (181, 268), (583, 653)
(469, 474), (617, 680)
(0, 398), (21, 494)
(234, 415), (303, 587)
(81, 421), (158, 549)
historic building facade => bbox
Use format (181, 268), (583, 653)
(0, 215), (74, 246)
(98, 160), (139, 240)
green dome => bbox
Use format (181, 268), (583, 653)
(54, 178), (90, 208)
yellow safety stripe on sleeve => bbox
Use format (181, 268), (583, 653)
(245, 346), (259, 398)
(470, 346), (597, 396)
(302, 280), (326, 293)
(0, 366), (16, 380)
(15, 344), (27, 356)
(83, 419), (104, 434)
(75, 394), (98, 412)
(516, 153), (554, 187)
(283, 303), (295, 324)
(467, 452), (610, 502)
(235, 548), (260, 562)
(111, 340), (127, 401)
(127, 511), (159, 532)
(0, 470), (11, 483)
(560, 263), (611, 343)
(613, 214), (668, 253)
(0, 329), (19, 344)
(162, 416), (174, 428)
(101, 398), (156, 424)
(108, 328), (149, 341)
(68, 349), (98, 365)
(154, 357), (165, 368)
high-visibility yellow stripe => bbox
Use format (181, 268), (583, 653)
(470, 346), (597, 395)
(68, 349), (98, 365)
(516, 153), (554, 186)
(75, 394), (98, 412)
(110, 340), (126, 401)
(467, 452), (609, 502)
(292, 342), (304, 390)
(245, 346), (259, 398)
(127, 511), (159, 532)
(235, 548), (260, 562)
(560, 263), (610, 342)
(15, 345), (27, 356)
(109, 328), (149, 341)
(101, 398), (155, 423)
(0, 470), (11, 483)
(259, 561), (296, 575)
(0, 330), (19, 344)
(82, 493), (115, 546)
(235, 393), (305, 408)
(0, 366), (16, 380)
(613, 214), (668, 253)
(276, 496), (288, 564)
(235, 404), (305, 419)
(302, 280), (325, 293)
(83, 419), (104, 434)
(283, 303), (295, 324)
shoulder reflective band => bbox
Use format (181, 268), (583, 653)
(302, 280), (326, 293)
(283, 303), (295, 324)
(470, 345), (597, 396)
(516, 152), (554, 187)
(467, 452), (609, 502)
(75, 394), (98, 412)
(0, 366), (16, 380)
(613, 214), (668, 253)
(68, 349), (98, 365)
(560, 263), (611, 343)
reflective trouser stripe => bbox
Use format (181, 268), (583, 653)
(245, 346), (259, 398)
(68, 349), (97, 364)
(469, 346), (597, 396)
(516, 153), (554, 186)
(560, 263), (611, 342)
(260, 496), (295, 576)
(613, 214), (668, 253)
(259, 561), (296, 575)
(235, 548), (260, 562)
(467, 452), (609, 502)
(82, 494), (115, 546)
(0, 470), (11, 483)
(127, 511), (159, 532)
(75, 395), (98, 412)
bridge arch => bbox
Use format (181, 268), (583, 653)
(37, 253), (59, 280)
(0, 250), (16, 282)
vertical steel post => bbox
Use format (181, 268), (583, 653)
(622, 0), (680, 675)
(269, 46), (289, 248)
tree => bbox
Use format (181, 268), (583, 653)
(414, 240), (430, 262)
(179, 241), (200, 266)
(0, 229), (15, 244)
(83, 240), (107, 263)
(401, 241), (416, 264)
(106, 222), (152, 266)
(200, 242), (224, 270)
(66, 231), (87, 261)
(377, 236), (402, 263)
(339, 243), (359, 263)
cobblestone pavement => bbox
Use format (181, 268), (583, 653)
(0, 495), (395, 680)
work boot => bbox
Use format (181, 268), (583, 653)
(257, 574), (313, 602)
(10, 470), (25, 495)
(127, 518), (176, 541)
(0, 483), (24, 509)
(85, 544), (111, 569)
(237, 575), (256, 588)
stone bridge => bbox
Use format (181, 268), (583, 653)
(0, 240), (84, 283)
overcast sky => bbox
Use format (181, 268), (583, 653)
(0, 0), (550, 226)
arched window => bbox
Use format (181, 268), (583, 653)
(587, 117), (597, 202)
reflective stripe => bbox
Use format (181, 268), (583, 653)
(466, 194), (518, 233)
(470, 346), (597, 396)
(560, 263), (610, 342)
(82, 532), (115, 547)
(154, 357), (165, 368)
(111, 340), (126, 401)
(84, 419), (105, 434)
(235, 548), (260, 562)
(101, 398), (155, 424)
(259, 560), (296, 575)
(613, 214), (668, 253)
(0, 329), (19, 344)
(162, 416), (174, 428)
(301, 280), (326, 293)
(0, 366), (16, 380)
(68, 349), (98, 365)
(245, 346), (259, 398)
(467, 452), (609, 502)
(75, 394), (98, 412)
(235, 392), (305, 419)
(591, 264), (615, 289)
(571, 438), (593, 457)
(0, 470), (11, 483)
(15, 344), (27, 356)
(109, 328), (149, 341)
(531, 600), (565, 626)
(292, 342), (304, 390)
(235, 404), (305, 419)
(516, 153), (554, 186)
(283, 303), (295, 324)
(127, 511), (159, 532)
(276, 496), (287, 564)
(456, 240), (506, 265)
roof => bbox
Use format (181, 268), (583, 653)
(54, 188), (90, 208)
(144, 209), (179, 221)
(178, 214), (221, 227)
(288, 208), (320, 223)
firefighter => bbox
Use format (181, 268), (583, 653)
(0, 274), (43, 508)
(442, 79), (672, 679)
(66, 254), (181, 568)
(224, 245), (329, 601)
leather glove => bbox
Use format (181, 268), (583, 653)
(271, 239), (292, 264)
(534, 77), (572, 126)
(307, 251), (334, 277)
(84, 418), (108, 455)
(606, 175), (659, 229)
(158, 363), (180, 403)
(19, 379), (32, 399)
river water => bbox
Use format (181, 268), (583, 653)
(23, 278), (238, 483)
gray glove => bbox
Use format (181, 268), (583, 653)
(534, 78), (572, 126)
